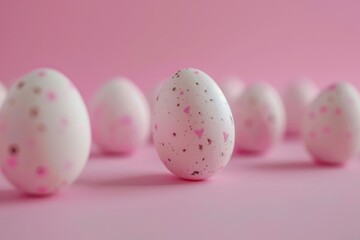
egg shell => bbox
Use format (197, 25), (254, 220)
(283, 79), (318, 135)
(0, 68), (91, 195)
(235, 82), (286, 153)
(90, 78), (151, 154)
(152, 68), (235, 180)
(302, 82), (360, 165)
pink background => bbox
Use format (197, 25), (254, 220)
(1, 1), (360, 239)
(1, 0), (360, 101)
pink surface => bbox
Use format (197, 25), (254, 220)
(1, 141), (360, 239)
(1, 0), (360, 101)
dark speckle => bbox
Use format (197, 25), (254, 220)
(33, 87), (42, 94)
(176, 103), (180, 107)
(173, 132), (176, 137)
(199, 144), (203, 150)
(210, 99), (213, 102)
(9, 144), (19, 155)
(196, 82), (199, 85)
(168, 158), (171, 162)
(17, 81), (25, 89)
(221, 152), (224, 156)
(191, 171), (200, 176)
(204, 90), (207, 93)
(183, 149), (186, 152)
(207, 139), (212, 145)
(202, 158), (205, 161)
(172, 87), (176, 91)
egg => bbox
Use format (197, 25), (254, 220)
(90, 78), (150, 154)
(152, 68), (235, 180)
(0, 68), (91, 195)
(302, 82), (360, 165)
(283, 78), (318, 136)
(235, 82), (286, 153)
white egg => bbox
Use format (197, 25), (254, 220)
(0, 68), (91, 195)
(235, 82), (286, 153)
(303, 82), (360, 165)
(153, 68), (235, 180)
(90, 78), (150, 154)
(283, 78), (318, 135)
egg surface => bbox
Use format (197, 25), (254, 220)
(283, 79), (318, 135)
(152, 68), (235, 180)
(90, 78), (150, 154)
(0, 68), (91, 195)
(235, 82), (286, 153)
(303, 82), (360, 165)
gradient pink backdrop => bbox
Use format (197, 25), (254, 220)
(1, 0), (360, 101)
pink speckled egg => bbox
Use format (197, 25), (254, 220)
(283, 78), (318, 135)
(0, 68), (91, 196)
(303, 82), (360, 165)
(235, 82), (286, 153)
(152, 68), (235, 180)
(90, 78), (151, 154)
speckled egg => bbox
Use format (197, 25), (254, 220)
(152, 68), (235, 180)
(283, 78), (318, 135)
(90, 78), (150, 154)
(303, 82), (360, 165)
(0, 68), (91, 196)
(235, 82), (286, 153)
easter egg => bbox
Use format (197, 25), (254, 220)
(90, 78), (151, 154)
(0, 68), (91, 195)
(235, 82), (286, 153)
(152, 68), (235, 180)
(303, 82), (360, 165)
(283, 78), (318, 136)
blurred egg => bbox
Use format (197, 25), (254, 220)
(0, 68), (91, 195)
(303, 82), (360, 165)
(283, 78), (318, 135)
(219, 76), (244, 107)
(235, 82), (286, 153)
(153, 68), (235, 180)
(90, 77), (150, 154)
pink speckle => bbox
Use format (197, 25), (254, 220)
(37, 71), (46, 77)
(120, 115), (132, 125)
(244, 119), (253, 128)
(308, 111), (316, 119)
(322, 126), (331, 134)
(326, 84), (337, 91)
(309, 130), (317, 139)
(36, 166), (48, 177)
(223, 132), (229, 142)
(335, 107), (343, 116)
(46, 91), (57, 102)
(6, 157), (18, 168)
(37, 186), (48, 194)
(179, 91), (184, 96)
(61, 117), (69, 127)
(319, 106), (328, 114)
(183, 106), (190, 114)
(194, 128), (204, 139)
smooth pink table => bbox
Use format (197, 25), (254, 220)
(1, 140), (359, 240)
